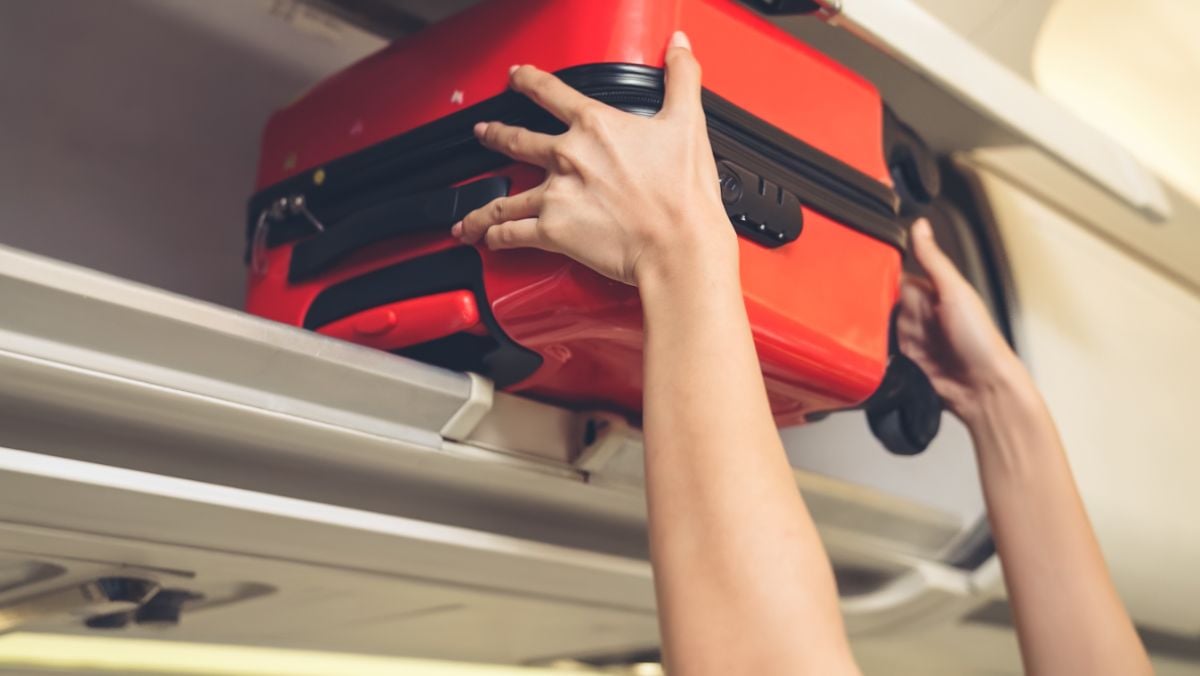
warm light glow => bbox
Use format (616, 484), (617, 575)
(0, 632), (597, 675)
(1034, 0), (1200, 204)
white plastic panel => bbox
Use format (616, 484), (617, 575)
(1034, 0), (1200, 208)
(0, 448), (659, 663)
(0, 448), (656, 617)
(0, 0), (381, 308)
(0, 245), (472, 444)
(824, 0), (1169, 220)
(972, 164), (1200, 634)
(782, 412), (982, 547)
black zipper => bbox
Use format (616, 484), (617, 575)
(246, 63), (905, 257)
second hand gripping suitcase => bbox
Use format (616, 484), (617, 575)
(244, 0), (944, 454)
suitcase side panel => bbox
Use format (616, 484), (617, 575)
(480, 198), (899, 422)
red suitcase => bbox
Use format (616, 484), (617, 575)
(244, 0), (942, 452)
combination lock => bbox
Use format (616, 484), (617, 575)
(717, 159), (804, 247)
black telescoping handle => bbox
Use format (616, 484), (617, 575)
(737, 0), (824, 15)
(288, 176), (509, 283)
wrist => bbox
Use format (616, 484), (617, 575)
(634, 208), (739, 294)
(960, 359), (1046, 435)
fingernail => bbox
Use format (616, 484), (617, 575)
(450, 221), (463, 238)
(670, 30), (692, 51)
(473, 121), (488, 137)
(509, 64), (520, 76)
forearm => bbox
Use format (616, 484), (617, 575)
(967, 368), (1150, 675)
(638, 233), (856, 675)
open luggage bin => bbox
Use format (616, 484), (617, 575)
(244, 0), (943, 454)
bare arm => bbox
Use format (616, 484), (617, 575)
(899, 220), (1152, 675)
(456, 32), (856, 675)
(637, 237), (853, 675)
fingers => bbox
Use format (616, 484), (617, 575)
(911, 219), (965, 294)
(509, 65), (591, 123)
(899, 276), (932, 313)
(483, 218), (545, 251)
(454, 186), (544, 244)
(661, 31), (703, 118)
(897, 277), (933, 336)
(474, 121), (556, 167)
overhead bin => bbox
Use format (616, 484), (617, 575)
(0, 0), (1019, 648)
(760, 0), (1170, 222)
(0, 242), (978, 567)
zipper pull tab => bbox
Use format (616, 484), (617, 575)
(251, 195), (325, 277)
(289, 194), (326, 233)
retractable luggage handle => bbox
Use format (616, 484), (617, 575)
(287, 177), (509, 283)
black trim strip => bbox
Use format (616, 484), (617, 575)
(303, 247), (543, 388)
(246, 63), (904, 258)
(288, 176), (509, 283)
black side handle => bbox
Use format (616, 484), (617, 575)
(288, 177), (510, 283)
(303, 246), (542, 388)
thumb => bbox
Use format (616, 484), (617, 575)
(661, 31), (702, 118)
(911, 218), (964, 294)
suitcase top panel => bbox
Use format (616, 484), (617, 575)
(257, 0), (888, 190)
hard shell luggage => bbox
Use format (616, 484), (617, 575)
(244, 0), (943, 452)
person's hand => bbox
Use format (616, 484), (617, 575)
(898, 219), (1032, 422)
(452, 31), (736, 287)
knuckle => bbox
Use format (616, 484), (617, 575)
(575, 104), (606, 131)
(542, 178), (569, 201)
(483, 124), (502, 147)
(537, 219), (558, 243)
(488, 198), (506, 221)
(505, 128), (524, 153)
(461, 208), (482, 230)
(550, 140), (576, 168)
